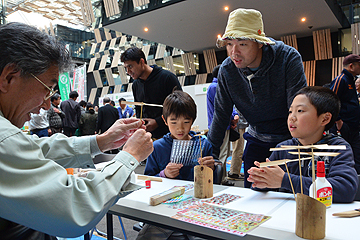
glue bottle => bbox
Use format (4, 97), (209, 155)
(309, 161), (332, 208)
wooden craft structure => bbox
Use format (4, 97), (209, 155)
(121, 100), (163, 119)
(193, 133), (213, 199)
(260, 144), (345, 240)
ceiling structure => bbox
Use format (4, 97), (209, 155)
(5, 0), (84, 25)
(106, 0), (344, 53)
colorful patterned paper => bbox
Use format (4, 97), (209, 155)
(172, 203), (271, 237)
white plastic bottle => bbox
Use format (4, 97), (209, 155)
(309, 161), (332, 208)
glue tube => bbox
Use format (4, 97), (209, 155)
(309, 161), (332, 208)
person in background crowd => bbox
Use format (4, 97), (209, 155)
(60, 91), (81, 137)
(78, 102), (97, 136)
(110, 100), (116, 107)
(355, 77), (360, 101)
(207, 64), (238, 186)
(121, 47), (182, 139)
(78, 100), (87, 115)
(29, 108), (51, 137)
(118, 98), (134, 119)
(0, 22), (154, 239)
(329, 54), (360, 174)
(47, 93), (65, 136)
(228, 110), (248, 180)
(207, 8), (307, 188)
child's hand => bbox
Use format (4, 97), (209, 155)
(198, 156), (215, 170)
(164, 162), (183, 178)
(247, 158), (285, 189)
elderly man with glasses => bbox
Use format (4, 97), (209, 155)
(0, 22), (154, 239)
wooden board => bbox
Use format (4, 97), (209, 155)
(150, 187), (185, 206)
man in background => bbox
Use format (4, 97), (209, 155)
(47, 93), (65, 136)
(118, 98), (134, 119)
(97, 97), (119, 135)
(121, 47), (182, 139)
(330, 54), (360, 173)
(60, 91), (81, 137)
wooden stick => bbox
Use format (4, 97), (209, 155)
(312, 148), (316, 198)
(199, 136), (202, 162)
(137, 175), (163, 182)
(259, 157), (312, 167)
(140, 104), (143, 120)
(288, 151), (340, 157)
(122, 101), (163, 107)
(285, 162), (296, 200)
(298, 149), (303, 195)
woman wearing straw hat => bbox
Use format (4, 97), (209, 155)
(207, 8), (307, 188)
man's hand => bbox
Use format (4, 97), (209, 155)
(198, 156), (215, 170)
(143, 118), (158, 132)
(96, 118), (146, 152)
(122, 129), (153, 162)
(230, 115), (239, 130)
(164, 162), (183, 178)
(247, 158), (285, 189)
(53, 108), (60, 113)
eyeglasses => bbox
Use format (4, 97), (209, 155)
(30, 73), (57, 101)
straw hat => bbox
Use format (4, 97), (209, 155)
(217, 8), (275, 48)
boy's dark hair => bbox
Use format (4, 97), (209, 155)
(294, 86), (340, 131)
(119, 97), (126, 102)
(163, 91), (197, 122)
(212, 64), (221, 79)
(120, 47), (147, 64)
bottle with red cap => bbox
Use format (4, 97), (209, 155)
(309, 161), (332, 208)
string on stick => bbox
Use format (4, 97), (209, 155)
(285, 162), (296, 200)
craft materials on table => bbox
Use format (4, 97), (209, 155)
(150, 186), (185, 206)
(172, 203), (271, 237)
(202, 193), (242, 205)
(333, 208), (360, 218)
(170, 139), (201, 166)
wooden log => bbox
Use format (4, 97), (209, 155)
(296, 193), (326, 239)
(150, 187), (185, 206)
(194, 165), (213, 199)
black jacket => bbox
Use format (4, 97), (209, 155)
(132, 65), (182, 138)
(96, 104), (119, 134)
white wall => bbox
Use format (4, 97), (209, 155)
(183, 83), (211, 131)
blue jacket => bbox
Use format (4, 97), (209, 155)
(269, 134), (358, 203)
(208, 39), (307, 156)
(207, 78), (237, 130)
(117, 105), (134, 119)
(144, 131), (213, 181)
(330, 68), (360, 130)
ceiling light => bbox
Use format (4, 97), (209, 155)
(301, 17), (306, 22)
(144, 27), (149, 32)
(224, 6), (229, 11)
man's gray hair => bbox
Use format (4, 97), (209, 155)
(103, 97), (111, 103)
(0, 22), (72, 77)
